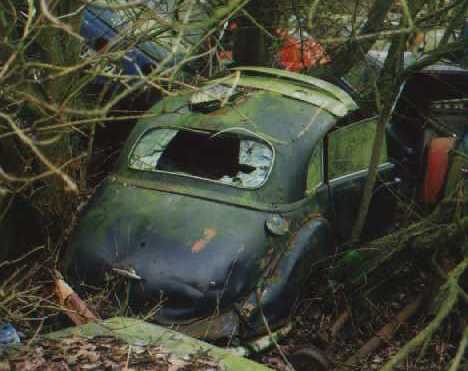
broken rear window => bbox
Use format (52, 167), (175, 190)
(129, 128), (274, 189)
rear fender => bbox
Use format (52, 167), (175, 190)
(240, 218), (331, 338)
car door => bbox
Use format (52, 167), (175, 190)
(326, 116), (399, 242)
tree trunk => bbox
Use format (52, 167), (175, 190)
(351, 0), (427, 242)
(330, 0), (395, 76)
(233, 1), (281, 66)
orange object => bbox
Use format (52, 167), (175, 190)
(420, 137), (456, 204)
(228, 21), (238, 31)
(277, 33), (330, 72)
(219, 50), (233, 62)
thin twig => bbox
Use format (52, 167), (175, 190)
(0, 245), (45, 270)
(0, 113), (78, 192)
(448, 326), (468, 371)
(40, 0), (84, 42)
(381, 257), (468, 371)
(255, 289), (294, 370)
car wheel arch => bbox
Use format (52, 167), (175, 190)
(239, 217), (332, 337)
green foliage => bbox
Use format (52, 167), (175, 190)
(332, 249), (366, 285)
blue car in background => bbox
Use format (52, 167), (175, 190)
(80, 1), (207, 83)
(78, 1), (215, 175)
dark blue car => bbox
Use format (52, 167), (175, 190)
(80, 1), (208, 82)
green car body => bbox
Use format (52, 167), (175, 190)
(65, 67), (401, 341)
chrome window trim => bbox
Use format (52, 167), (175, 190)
(329, 162), (393, 184)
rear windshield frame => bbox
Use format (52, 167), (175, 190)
(127, 126), (276, 190)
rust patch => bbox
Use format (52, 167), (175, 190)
(192, 228), (217, 253)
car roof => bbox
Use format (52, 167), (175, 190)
(114, 68), (357, 204)
(136, 67), (357, 144)
(218, 67), (358, 116)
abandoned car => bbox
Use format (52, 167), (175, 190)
(65, 67), (393, 339)
(65, 66), (468, 345)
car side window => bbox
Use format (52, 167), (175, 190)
(306, 143), (323, 194)
(328, 117), (387, 180)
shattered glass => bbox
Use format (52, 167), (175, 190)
(129, 129), (177, 171)
(129, 129), (274, 189)
(221, 140), (273, 188)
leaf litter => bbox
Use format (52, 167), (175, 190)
(1, 336), (222, 371)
